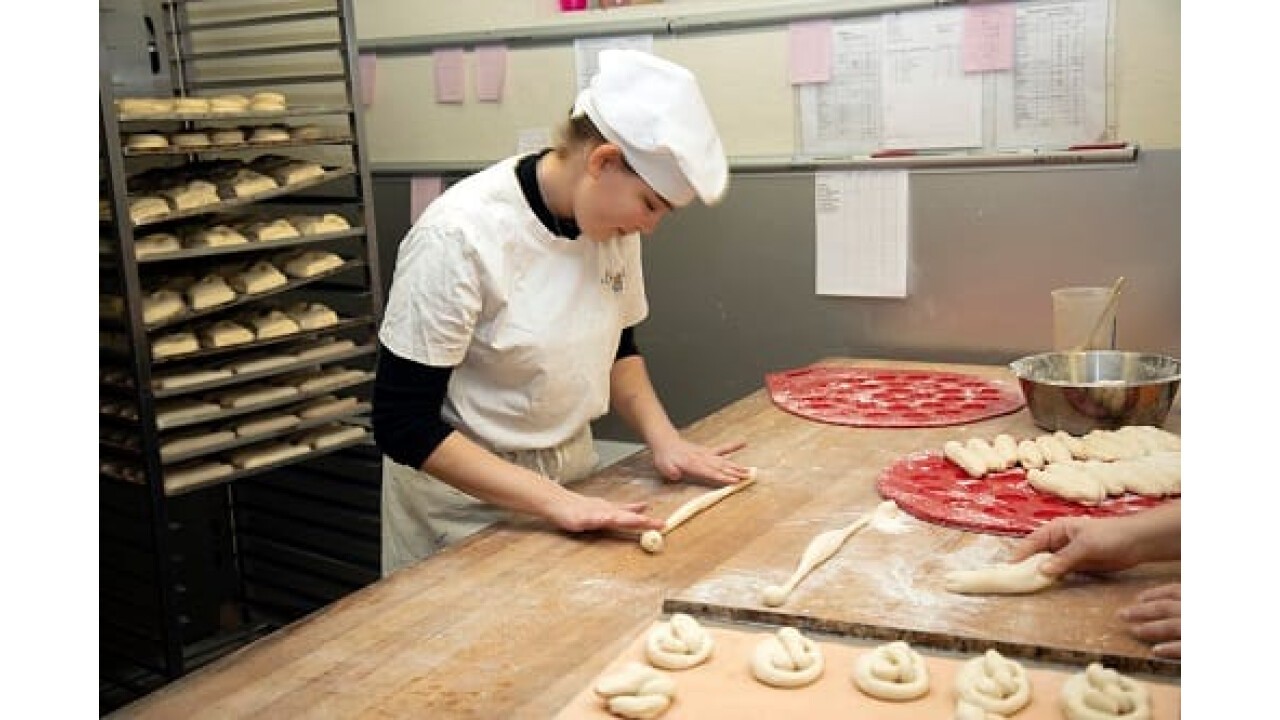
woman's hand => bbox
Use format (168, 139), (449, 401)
(546, 492), (665, 534)
(650, 437), (750, 487)
(1120, 582), (1181, 659)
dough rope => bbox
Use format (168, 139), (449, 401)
(762, 500), (899, 606)
(852, 640), (930, 701)
(1061, 662), (1151, 720)
(593, 661), (676, 719)
(750, 627), (824, 688)
(953, 649), (1032, 716)
(944, 552), (1057, 595)
(645, 613), (714, 670)
(639, 468), (757, 554)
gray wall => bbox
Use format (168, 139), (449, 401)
(372, 150), (1180, 441)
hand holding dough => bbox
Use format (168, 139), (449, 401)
(750, 627), (824, 688)
(944, 552), (1058, 595)
(645, 613), (713, 670)
(640, 468), (756, 553)
(1061, 662), (1151, 720)
(852, 640), (930, 701)
(953, 649), (1032, 716)
(762, 500), (898, 607)
(594, 661), (676, 719)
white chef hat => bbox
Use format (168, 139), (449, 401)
(572, 49), (728, 207)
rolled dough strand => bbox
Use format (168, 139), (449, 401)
(944, 440), (988, 478)
(761, 500), (897, 607)
(1034, 434), (1074, 464)
(639, 468), (757, 553)
(1054, 430), (1089, 460)
(943, 552), (1058, 595)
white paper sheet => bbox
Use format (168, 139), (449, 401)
(814, 171), (910, 298)
(995, 0), (1108, 148)
(881, 7), (983, 149)
(798, 19), (884, 156)
(573, 36), (654, 92)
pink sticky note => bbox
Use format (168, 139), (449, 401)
(410, 176), (444, 222)
(434, 48), (466, 104)
(962, 3), (1016, 73)
(788, 20), (833, 85)
(474, 44), (507, 102)
(358, 53), (376, 107)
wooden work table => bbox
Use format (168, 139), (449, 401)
(112, 359), (1181, 719)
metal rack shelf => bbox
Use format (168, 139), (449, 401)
(174, 8), (340, 33)
(124, 135), (355, 158)
(135, 227), (364, 264)
(120, 167), (356, 229)
(115, 104), (354, 124)
(150, 342), (375, 399)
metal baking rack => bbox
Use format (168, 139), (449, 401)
(162, 403), (372, 465)
(100, 0), (385, 702)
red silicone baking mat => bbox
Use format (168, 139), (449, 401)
(877, 451), (1174, 536)
(765, 366), (1024, 428)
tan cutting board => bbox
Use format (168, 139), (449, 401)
(661, 479), (1180, 677)
(555, 620), (1180, 719)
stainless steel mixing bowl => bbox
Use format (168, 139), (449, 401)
(1008, 351), (1181, 434)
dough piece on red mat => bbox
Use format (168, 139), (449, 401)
(944, 440), (987, 478)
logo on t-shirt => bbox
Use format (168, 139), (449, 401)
(602, 268), (626, 294)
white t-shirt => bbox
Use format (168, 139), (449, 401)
(379, 156), (648, 451)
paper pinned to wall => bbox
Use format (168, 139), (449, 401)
(410, 176), (444, 222)
(881, 7), (983, 149)
(433, 47), (466, 104)
(358, 53), (377, 107)
(798, 19), (883, 156)
(814, 170), (909, 298)
(962, 2), (1016, 72)
(573, 35), (654, 91)
(995, 0), (1107, 148)
(789, 20), (834, 84)
(474, 44), (508, 102)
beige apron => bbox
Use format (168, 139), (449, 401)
(380, 426), (599, 576)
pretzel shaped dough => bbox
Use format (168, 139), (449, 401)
(1061, 662), (1151, 720)
(750, 627), (824, 688)
(953, 649), (1032, 716)
(594, 661), (676, 719)
(645, 613), (713, 670)
(851, 640), (930, 701)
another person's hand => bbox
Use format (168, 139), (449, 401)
(650, 437), (751, 487)
(547, 492), (665, 534)
(1120, 582), (1180, 659)
(1008, 515), (1148, 576)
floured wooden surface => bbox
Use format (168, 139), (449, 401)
(555, 620), (1180, 719)
(664, 488), (1179, 676)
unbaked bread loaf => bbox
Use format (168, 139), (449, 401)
(249, 125), (290, 143)
(230, 260), (288, 294)
(186, 225), (248, 248)
(151, 331), (199, 359)
(135, 232), (181, 258)
(250, 91), (287, 107)
(283, 301), (339, 330)
(210, 128), (247, 145)
(290, 213), (351, 235)
(215, 169), (278, 199)
(288, 124), (326, 141)
(297, 394), (359, 419)
(276, 366), (368, 393)
(211, 383), (298, 409)
(160, 429), (236, 460)
(171, 132), (213, 148)
(173, 96), (211, 114)
(155, 398), (222, 429)
(292, 423), (367, 450)
(223, 354), (295, 375)
(231, 412), (301, 438)
(199, 320), (255, 348)
(165, 461), (235, 491)
(151, 368), (233, 391)
(117, 97), (174, 115)
(241, 218), (299, 242)
(143, 289), (187, 325)
(228, 441), (308, 469)
(292, 337), (357, 361)
(282, 250), (343, 278)
(210, 94), (250, 113)
(161, 180), (220, 210)
(126, 133), (169, 150)
(129, 196), (171, 224)
(185, 274), (237, 310)
(265, 160), (325, 185)
(244, 310), (300, 339)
